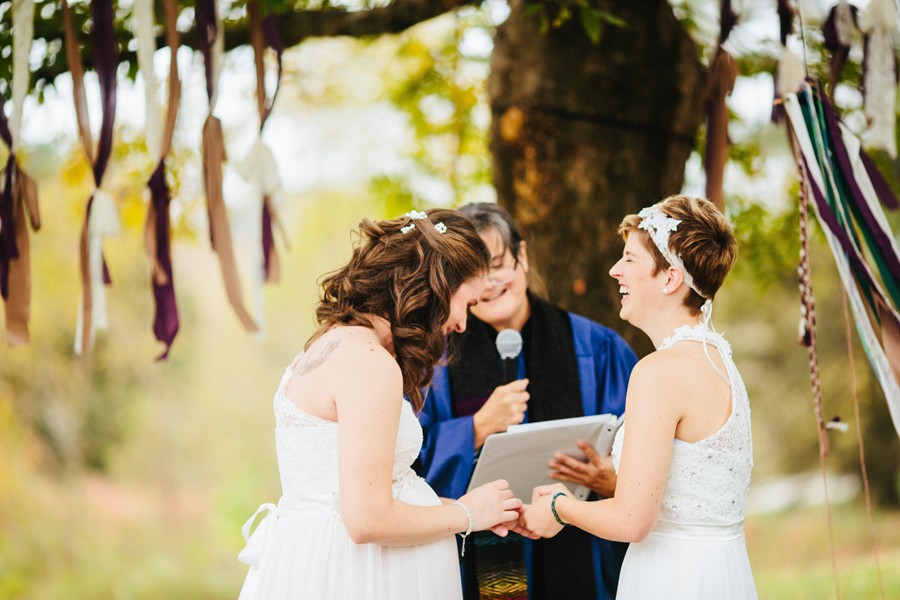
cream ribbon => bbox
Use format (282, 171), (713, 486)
(11, 0), (34, 152)
(134, 0), (162, 160)
(775, 48), (805, 99)
(74, 189), (120, 354)
(859, 0), (898, 157)
(237, 137), (283, 340)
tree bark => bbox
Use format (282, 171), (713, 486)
(489, 0), (704, 354)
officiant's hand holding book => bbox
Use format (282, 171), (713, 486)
(549, 440), (617, 497)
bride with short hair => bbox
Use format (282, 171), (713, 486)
(520, 195), (757, 598)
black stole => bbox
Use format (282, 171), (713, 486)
(447, 292), (598, 600)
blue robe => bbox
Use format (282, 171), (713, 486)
(418, 311), (638, 600)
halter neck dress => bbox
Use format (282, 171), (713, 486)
(611, 324), (758, 599)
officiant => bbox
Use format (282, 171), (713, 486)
(416, 203), (637, 600)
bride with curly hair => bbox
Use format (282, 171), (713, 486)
(237, 209), (530, 600)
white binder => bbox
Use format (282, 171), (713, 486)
(466, 413), (624, 501)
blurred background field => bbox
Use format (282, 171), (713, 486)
(2, 0), (900, 598)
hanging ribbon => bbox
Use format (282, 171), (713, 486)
(0, 0), (40, 347)
(63, 0), (119, 355)
(236, 1), (288, 338)
(195, 0), (259, 333)
(703, 0), (738, 210)
(772, 0), (802, 123)
(135, 0), (181, 360)
(859, 0), (898, 158)
(784, 81), (900, 441)
(822, 0), (857, 99)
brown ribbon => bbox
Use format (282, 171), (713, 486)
(62, 1), (94, 168)
(143, 0), (182, 287)
(5, 163), (40, 346)
(197, 1), (258, 333)
(704, 48), (738, 211)
(203, 114), (259, 331)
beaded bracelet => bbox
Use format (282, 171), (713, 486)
(452, 501), (474, 556)
(551, 492), (570, 527)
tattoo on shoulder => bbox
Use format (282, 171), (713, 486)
(297, 339), (341, 376)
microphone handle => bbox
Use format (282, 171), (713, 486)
(502, 357), (518, 385)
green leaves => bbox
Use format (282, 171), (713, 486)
(522, 0), (626, 45)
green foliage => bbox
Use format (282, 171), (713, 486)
(372, 10), (494, 208)
(522, 0), (626, 44)
(729, 194), (801, 293)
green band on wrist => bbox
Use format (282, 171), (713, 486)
(551, 492), (569, 527)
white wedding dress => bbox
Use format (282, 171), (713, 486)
(237, 355), (463, 600)
(611, 325), (758, 599)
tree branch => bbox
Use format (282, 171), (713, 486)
(27, 0), (476, 88)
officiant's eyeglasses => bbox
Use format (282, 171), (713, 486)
(488, 257), (519, 286)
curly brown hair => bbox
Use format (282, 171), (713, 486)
(618, 195), (737, 316)
(307, 209), (490, 411)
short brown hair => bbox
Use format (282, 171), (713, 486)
(310, 209), (490, 411)
(618, 195), (737, 316)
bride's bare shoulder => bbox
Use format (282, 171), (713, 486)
(307, 326), (400, 381)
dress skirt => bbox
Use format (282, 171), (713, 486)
(238, 477), (462, 600)
(616, 520), (758, 600)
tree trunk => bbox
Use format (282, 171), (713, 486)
(489, 0), (704, 354)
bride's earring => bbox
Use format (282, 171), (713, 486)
(663, 288), (669, 294)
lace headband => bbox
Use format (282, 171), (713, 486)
(636, 205), (702, 297)
(400, 210), (446, 234)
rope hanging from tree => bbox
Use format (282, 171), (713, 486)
(0, 0), (40, 348)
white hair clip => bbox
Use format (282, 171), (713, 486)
(405, 210), (428, 220)
(400, 223), (416, 234)
(434, 222), (447, 234)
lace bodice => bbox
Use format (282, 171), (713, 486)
(611, 325), (753, 525)
(272, 355), (424, 504)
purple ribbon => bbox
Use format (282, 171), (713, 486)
(859, 150), (900, 211)
(149, 160), (179, 360)
(195, 0), (218, 102)
(92, 0), (117, 188)
(260, 9), (284, 279)
(261, 14), (284, 129)
(0, 155), (17, 299)
(262, 201), (275, 279)
(777, 0), (793, 46)
(719, 0), (737, 44)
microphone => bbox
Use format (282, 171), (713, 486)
(495, 328), (523, 384)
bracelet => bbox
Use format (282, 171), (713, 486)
(551, 492), (569, 527)
(452, 501), (474, 556)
